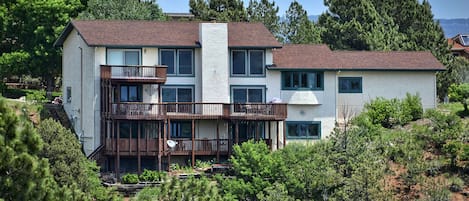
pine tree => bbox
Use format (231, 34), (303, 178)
(78, 0), (165, 20)
(189, 0), (247, 22)
(247, 0), (280, 39)
(279, 1), (321, 44)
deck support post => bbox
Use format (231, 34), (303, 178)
(276, 121), (280, 150)
(116, 120), (120, 181)
(191, 119), (195, 168)
(158, 121), (162, 171)
(283, 121), (286, 148)
(216, 119), (220, 163)
(167, 119), (171, 171)
(137, 121), (141, 174)
(268, 121), (272, 150)
(235, 121), (239, 145)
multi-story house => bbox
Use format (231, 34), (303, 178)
(448, 34), (469, 59)
(54, 20), (444, 176)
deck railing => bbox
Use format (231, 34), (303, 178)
(101, 65), (167, 83)
(106, 103), (287, 120)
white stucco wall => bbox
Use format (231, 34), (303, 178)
(336, 71), (437, 120)
(199, 23), (229, 103)
(62, 28), (100, 156)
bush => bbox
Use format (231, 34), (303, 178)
(139, 169), (166, 182)
(26, 89), (47, 103)
(424, 109), (464, 147)
(448, 83), (469, 115)
(121, 173), (139, 184)
(447, 176), (464, 192)
(402, 93), (423, 120)
(364, 94), (422, 128)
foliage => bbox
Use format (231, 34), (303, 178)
(195, 159), (212, 169)
(422, 109), (464, 147)
(420, 178), (451, 201)
(247, 0), (280, 40)
(78, 0), (165, 20)
(37, 118), (120, 200)
(1, 0), (83, 91)
(139, 169), (167, 182)
(25, 89), (47, 103)
(189, 0), (247, 22)
(256, 182), (295, 201)
(279, 1), (321, 44)
(362, 93), (422, 128)
(133, 176), (232, 201)
(0, 98), (63, 200)
(448, 83), (469, 115)
(122, 173), (139, 184)
(443, 140), (464, 169)
(447, 175), (464, 192)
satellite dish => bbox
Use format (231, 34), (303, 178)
(167, 140), (178, 148)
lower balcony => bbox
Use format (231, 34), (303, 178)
(105, 103), (287, 120)
(104, 138), (230, 156)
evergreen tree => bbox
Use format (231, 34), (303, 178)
(247, 0), (280, 39)
(0, 99), (63, 200)
(189, 0), (247, 22)
(279, 1), (321, 44)
(318, 0), (402, 50)
(78, 0), (166, 20)
(37, 119), (120, 201)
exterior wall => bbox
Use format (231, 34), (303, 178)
(281, 71), (337, 141)
(62, 28), (99, 156)
(199, 23), (229, 103)
(337, 71), (437, 120)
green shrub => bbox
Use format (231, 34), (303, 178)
(25, 89), (47, 103)
(402, 93), (423, 120)
(195, 160), (212, 169)
(448, 83), (469, 115)
(443, 140), (464, 169)
(139, 169), (166, 182)
(447, 176), (464, 192)
(424, 109), (464, 147)
(121, 173), (139, 184)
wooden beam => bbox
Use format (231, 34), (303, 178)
(235, 121), (239, 145)
(158, 121), (162, 171)
(276, 121), (279, 150)
(283, 121), (286, 148)
(216, 119), (220, 163)
(137, 121), (141, 174)
(268, 121), (272, 150)
(191, 119), (195, 168)
(116, 120), (120, 181)
(167, 119), (171, 171)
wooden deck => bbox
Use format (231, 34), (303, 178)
(101, 65), (167, 84)
(103, 102), (287, 121)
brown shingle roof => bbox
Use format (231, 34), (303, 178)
(334, 51), (445, 70)
(54, 20), (280, 48)
(228, 22), (281, 48)
(271, 44), (445, 71)
(272, 44), (340, 68)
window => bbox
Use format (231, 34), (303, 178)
(161, 86), (193, 102)
(338, 77), (362, 93)
(286, 122), (321, 139)
(231, 50), (265, 76)
(120, 85), (142, 102)
(282, 71), (323, 90)
(160, 49), (193, 76)
(231, 86), (265, 103)
(170, 121), (192, 138)
(161, 86), (194, 113)
(107, 49), (141, 65)
(118, 121), (145, 138)
(66, 87), (71, 103)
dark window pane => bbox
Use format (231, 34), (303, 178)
(300, 73), (308, 88)
(119, 122), (131, 138)
(233, 89), (247, 103)
(162, 88), (176, 102)
(283, 72), (292, 88)
(308, 124), (319, 137)
(128, 86), (138, 101)
(161, 50), (175, 74)
(248, 89), (263, 103)
(292, 73), (300, 88)
(287, 124), (298, 137)
(232, 51), (246, 75)
(339, 77), (362, 93)
(180, 122), (192, 137)
(178, 50), (193, 75)
(177, 88), (193, 102)
(125, 51), (139, 65)
(120, 86), (128, 102)
(307, 73), (317, 88)
(287, 122), (320, 138)
(249, 51), (263, 75)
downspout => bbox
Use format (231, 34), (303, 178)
(79, 46), (84, 144)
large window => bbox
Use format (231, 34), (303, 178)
(118, 121), (145, 138)
(231, 86), (265, 103)
(338, 77), (362, 93)
(160, 49), (193, 76)
(231, 50), (264, 76)
(107, 49), (140, 65)
(161, 86), (193, 103)
(286, 121), (321, 139)
(119, 85), (142, 102)
(170, 121), (192, 138)
(282, 71), (323, 90)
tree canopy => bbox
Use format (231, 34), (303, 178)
(78, 0), (166, 20)
(189, 0), (247, 22)
(247, 0), (280, 39)
(279, 1), (322, 44)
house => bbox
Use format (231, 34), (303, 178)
(54, 20), (444, 176)
(448, 34), (469, 59)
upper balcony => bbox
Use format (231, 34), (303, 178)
(103, 103), (288, 121)
(100, 65), (167, 84)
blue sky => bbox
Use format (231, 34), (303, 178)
(157, 0), (469, 19)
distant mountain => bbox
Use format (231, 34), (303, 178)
(307, 15), (469, 38)
(438, 18), (469, 38)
